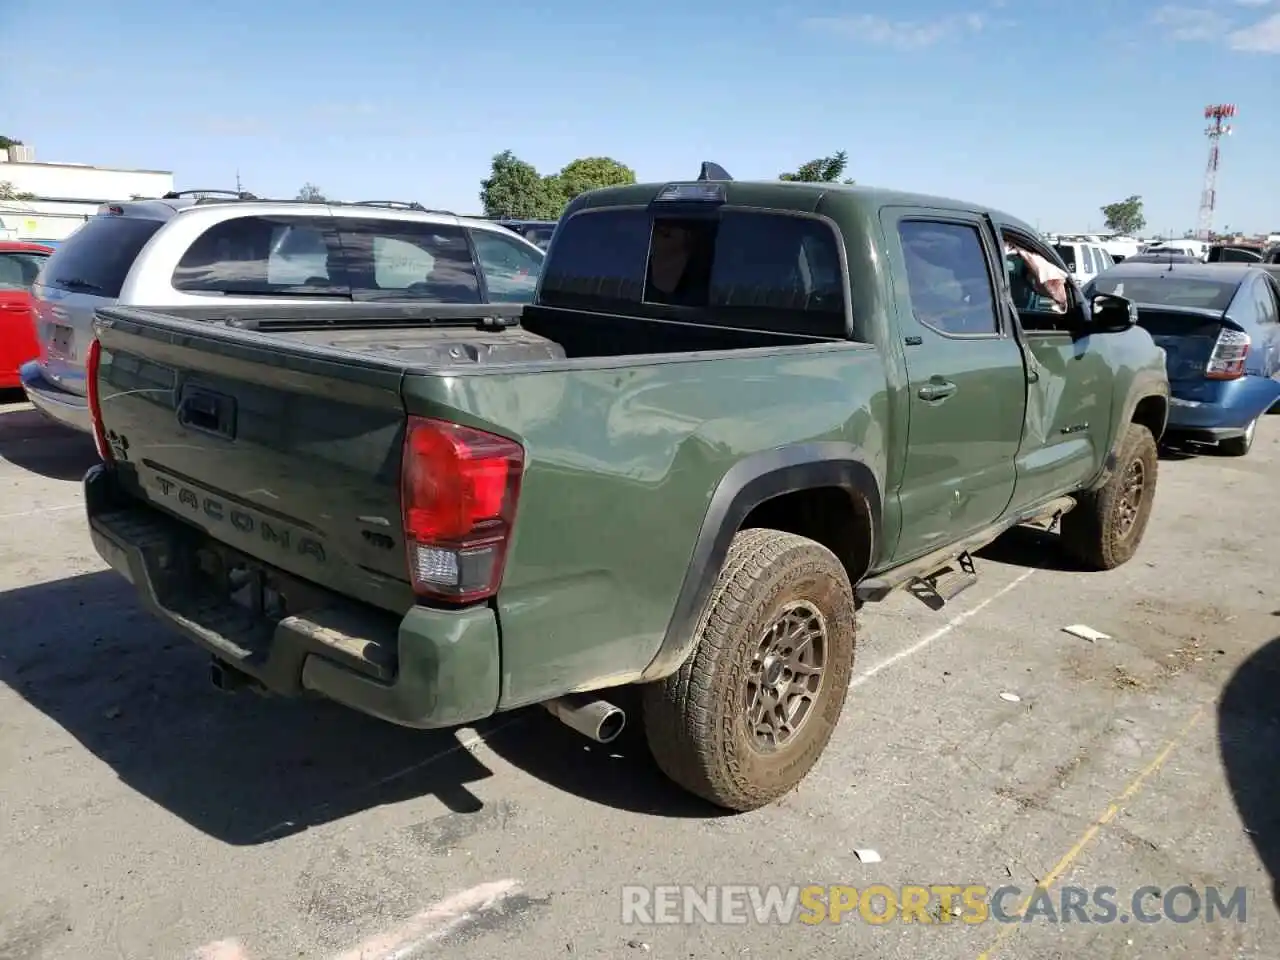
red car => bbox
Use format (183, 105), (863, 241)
(0, 240), (53, 389)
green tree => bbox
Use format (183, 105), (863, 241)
(0, 181), (36, 201)
(555, 156), (636, 205)
(779, 151), (854, 184)
(479, 150), (565, 219)
(1100, 195), (1146, 235)
(296, 182), (327, 202)
(0, 135), (20, 152)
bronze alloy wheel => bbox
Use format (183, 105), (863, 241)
(744, 601), (828, 752)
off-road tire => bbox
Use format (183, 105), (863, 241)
(1219, 417), (1256, 457)
(640, 528), (857, 812)
(1061, 423), (1158, 570)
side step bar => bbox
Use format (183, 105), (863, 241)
(906, 551), (977, 611)
(855, 495), (1076, 607)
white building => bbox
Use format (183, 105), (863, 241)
(0, 143), (173, 245)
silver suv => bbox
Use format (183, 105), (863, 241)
(22, 192), (546, 433)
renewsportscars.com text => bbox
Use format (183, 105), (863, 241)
(621, 884), (1248, 926)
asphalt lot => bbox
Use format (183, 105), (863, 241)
(1, 389), (1278, 960)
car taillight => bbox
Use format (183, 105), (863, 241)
(85, 336), (112, 461)
(1206, 328), (1250, 380)
(401, 417), (524, 604)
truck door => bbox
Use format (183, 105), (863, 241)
(998, 225), (1112, 506)
(881, 208), (1029, 563)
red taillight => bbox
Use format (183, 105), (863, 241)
(401, 417), (524, 603)
(85, 336), (112, 462)
(1206, 328), (1250, 380)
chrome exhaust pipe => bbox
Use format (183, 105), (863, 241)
(542, 693), (626, 744)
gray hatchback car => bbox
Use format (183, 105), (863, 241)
(22, 192), (546, 432)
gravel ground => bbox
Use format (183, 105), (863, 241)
(1, 391), (1277, 960)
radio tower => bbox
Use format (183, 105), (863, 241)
(1195, 104), (1236, 241)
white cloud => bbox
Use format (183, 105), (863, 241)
(1151, 5), (1231, 41)
(1229, 10), (1280, 48)
(802, 12), (986, 50)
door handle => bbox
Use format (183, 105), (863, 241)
(177, 385), (236, 439)
(918, 379), (957, 401)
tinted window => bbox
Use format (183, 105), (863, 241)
(1053, 244), (1078, 271)
(40, 215), (162, 298)
(470, 229), (543, 303)
(173, 216), (345, 296)
(704, 211), (843, 321)
(538, 208), (651, 308)
(898, 220), (1000, 336)
(339, 220), (481, 303)
(539, 207), (847, 336)
(1091, 274), (1239, 311)
(0, 251), (49, 291)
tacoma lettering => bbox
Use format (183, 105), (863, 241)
(151, 475), (325, 563)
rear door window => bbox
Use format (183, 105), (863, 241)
(40, 215), (163, 298)
(172, 215), (347, 297)
(469, 228), (543, 303)
(897, 220), (1000, 336)
(538, 207), (848, 336)
(337, 219), (482, 303)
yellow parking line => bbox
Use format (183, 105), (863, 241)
(975, 700), (1210, 960)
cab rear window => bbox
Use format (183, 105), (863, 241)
(39, 215), (163, 298)
(538, 207), (848, 337)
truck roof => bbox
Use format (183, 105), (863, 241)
(568, 179), (1041, 238)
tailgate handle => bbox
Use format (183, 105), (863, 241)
(177, 386), (236, 439)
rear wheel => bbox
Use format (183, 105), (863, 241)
(1061, 423), (1158, 570)
(640, 528), (857, 812)
(1219, 417), (1257, 457)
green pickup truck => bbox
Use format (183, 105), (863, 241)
(82, 170), (1170, 812)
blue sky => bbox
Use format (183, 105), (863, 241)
(3, 0), (1278, 234)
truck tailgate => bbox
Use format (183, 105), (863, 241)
(92, 309), (413, 614)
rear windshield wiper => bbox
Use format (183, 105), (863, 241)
(55, 277), (106, 293)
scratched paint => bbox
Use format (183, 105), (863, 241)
(189, 879), (521, 960)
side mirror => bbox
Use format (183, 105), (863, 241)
(1090, 293), (1137, 333)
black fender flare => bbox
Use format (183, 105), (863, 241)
(640, 442), (882, 681)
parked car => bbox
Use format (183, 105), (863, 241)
(1086, 261), (1280, 455)
(1117, 251), (1201, 266)
(498, 219), (557, 249)
(0, 240), (53, 389)
(1142, 240), (1207, 261)
(82, 170), (1167, 812)
(1207, 243), (1263, 263)
(1052, 239), (1115, 286)
(21, 193), (545, 432)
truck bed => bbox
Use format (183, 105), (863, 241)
(89, 300), (878, 710)
(91, 302), (854, 600)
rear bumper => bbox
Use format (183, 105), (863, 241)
(20, 361), (92, 433)
(84, 463), (502, 730)
(1165, 375), (1280, 438)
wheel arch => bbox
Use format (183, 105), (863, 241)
(1089, 380), (1169, 491)
(640, 443), (882, 682)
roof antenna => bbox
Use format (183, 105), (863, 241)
(697, 162), (732, 182)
